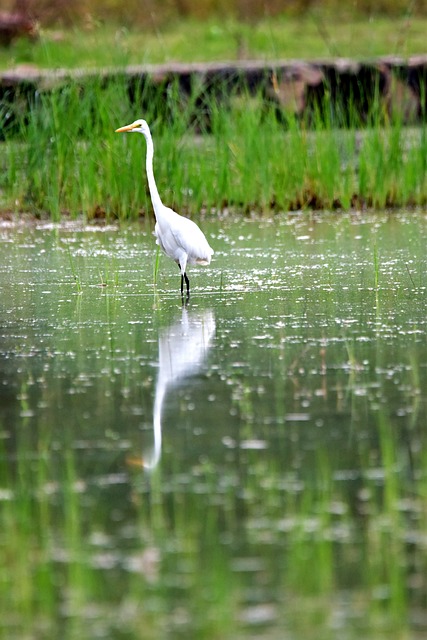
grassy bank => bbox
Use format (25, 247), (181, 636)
(1, 14), (427, 70)
(1, 77), (427, 219)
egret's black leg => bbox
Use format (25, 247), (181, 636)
(179, 262), (190, 302)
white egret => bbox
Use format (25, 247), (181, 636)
(115, 119), (214, 298)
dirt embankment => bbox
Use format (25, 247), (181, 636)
(1, 56), (427, 130)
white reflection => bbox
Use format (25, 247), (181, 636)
(143, 308), (216, 471)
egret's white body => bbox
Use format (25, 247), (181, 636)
(115, 119), (213, 297)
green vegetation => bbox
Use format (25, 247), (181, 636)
(0, 75), (426, 218)
(1, 14), (427, 70)
(1, 5), (427, 218)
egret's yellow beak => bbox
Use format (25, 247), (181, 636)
(115, 123), (137, 133)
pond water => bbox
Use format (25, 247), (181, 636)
(0, 212), (426, 639)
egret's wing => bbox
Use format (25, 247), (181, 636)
(167, 211), (213, 263)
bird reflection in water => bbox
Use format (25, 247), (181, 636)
(142, 307), (215, 471)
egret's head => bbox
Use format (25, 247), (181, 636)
(115, 119), (150, 136)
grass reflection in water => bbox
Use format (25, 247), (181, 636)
(0, 212), (426, 639)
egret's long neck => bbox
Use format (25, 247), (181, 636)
(143, 130), (163, 216)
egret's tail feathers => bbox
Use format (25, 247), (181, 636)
(196, 248), (214, 265)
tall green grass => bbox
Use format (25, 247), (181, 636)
(1, 76), (427, 219)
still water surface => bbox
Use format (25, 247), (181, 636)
(0, 212), (426, 639)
